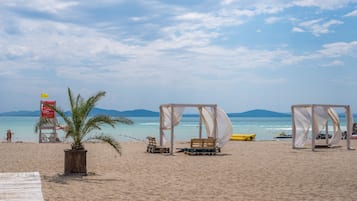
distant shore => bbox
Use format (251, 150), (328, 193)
(1, 140), (357, 201)
(0, 108), (291, 117)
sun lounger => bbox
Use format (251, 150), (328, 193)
(146, 136), (170, 153)
(184, 137), (218, 155)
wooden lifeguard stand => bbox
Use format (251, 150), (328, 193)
(39, 100), (59, 143)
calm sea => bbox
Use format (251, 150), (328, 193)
(0, 116), (348, 142)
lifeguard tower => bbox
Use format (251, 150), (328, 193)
(38, 100), (59, 143)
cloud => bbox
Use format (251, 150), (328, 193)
(344, 9), (357, 17)
(175, 11), (243, 29)
(318, 41), (357, 57)
(293, 0), (357, 10)
(297, 18), (343, 36)
(322, 60), (344, 66)
(4, 0), (79, 14)
(265, 17), (281, 24)
(221, 0), (235, 5)
(292, 27), (305, 32)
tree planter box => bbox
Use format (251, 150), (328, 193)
(64, 149), (87, 175)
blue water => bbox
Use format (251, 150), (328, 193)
(0, 116), (348, 142)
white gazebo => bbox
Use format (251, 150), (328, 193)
(291, 104), (353, 151)
(159, 104), (233, 155)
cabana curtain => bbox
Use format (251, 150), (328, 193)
(201, 107), (233, 147)
(161, 106), (185, 129)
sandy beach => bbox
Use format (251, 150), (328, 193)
(1, 140), (357, 201)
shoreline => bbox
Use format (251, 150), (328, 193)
(1, 140), (357, 200)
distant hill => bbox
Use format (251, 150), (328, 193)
(0, 110), (40, 116)
(0, 108), (290, 117)
(89, 108), (159, 117)
(0, 108), (160, 117)
(228, 109), (291, 117)
(2, 108), (356, 118)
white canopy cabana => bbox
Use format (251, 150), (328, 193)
(159, 104), (233, 155)
(291, 104), (353, 151)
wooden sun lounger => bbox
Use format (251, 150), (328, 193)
(146, 136), (170, 154)
(184, 138), (218, 155)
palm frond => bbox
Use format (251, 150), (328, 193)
(115, 117), (134, 125)
(89, 134), (121, 155)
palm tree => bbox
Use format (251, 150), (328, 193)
(44, 88), (133, 154)
(36, 88), (133, 175)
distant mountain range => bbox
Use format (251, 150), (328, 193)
(0, 108), (291, 117)
(228, 109), (290, 117)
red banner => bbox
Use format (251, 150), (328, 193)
(41, 101), (56, 118)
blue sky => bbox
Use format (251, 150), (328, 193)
(0, 0), (357, 113)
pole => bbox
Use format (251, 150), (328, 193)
(312, 105), (316, 151)
(159, 106), (163, 146)
(291, 106), (296, 149)
(199, 107), (202, 139)
(170, 105), (174, 155)
(346, 105), (352, 150)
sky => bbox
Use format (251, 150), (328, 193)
(0, 0), (357, 113)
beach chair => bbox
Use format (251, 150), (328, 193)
(184, 137), (218, 155)
(146, 136), (170, 153)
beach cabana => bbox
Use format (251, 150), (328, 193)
(291, 104), (353, 151)
(159, 104), (233, 155)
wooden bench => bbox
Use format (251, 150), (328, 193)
(185, 138), (218, 155)
(146, 136), (170, 154)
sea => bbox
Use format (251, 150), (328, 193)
(0, 116), (349, 142)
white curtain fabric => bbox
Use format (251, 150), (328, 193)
(312, 106), (329, 138)
(201, 107), (214, 137)
(160, 106), (185, 145)
(216, 108), (233, 147)
(327, 108), (342, 146)
(161, 106), (185, 129)
(201, 107), (233, 148)
(293, 107), (312, 148)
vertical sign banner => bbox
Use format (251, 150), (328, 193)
(41, 101), (56, 118)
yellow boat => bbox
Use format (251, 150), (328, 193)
(230, 133), (256, 141)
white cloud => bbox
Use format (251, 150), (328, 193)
(292, 27), (305, 32)
(293, 0), (357, 10)
(298, 19), (343, 36)
(344, 9), (357, 17)
(175, 12), (243, 29)
(232, 9), (256, 17)
(265, 17), (281, 24)
(322, 60), (344, 66)
(221, 0), (235, 5)
(4, 0), (79, 14)
(318, 41), (357, 57)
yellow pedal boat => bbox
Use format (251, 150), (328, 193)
(230, 133), (256, 141)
